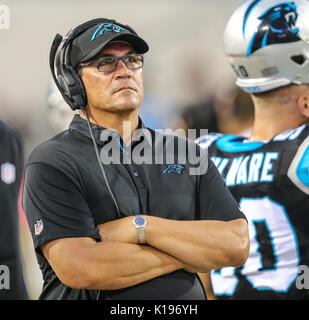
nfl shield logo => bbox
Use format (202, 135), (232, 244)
(34, 219), (44, 236)
(1, 162), (16, 184)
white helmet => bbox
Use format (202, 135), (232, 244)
(223, 0), (309, 93)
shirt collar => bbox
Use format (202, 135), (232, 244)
(69, 114), (152, 147)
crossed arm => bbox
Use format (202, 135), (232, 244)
(41, 216), (249, 291)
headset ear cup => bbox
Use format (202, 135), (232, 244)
(57, 74), (71, 97)
(75, 72), (87, 100)
(66, 66), (87, 109)
(76, 74), (87, 108)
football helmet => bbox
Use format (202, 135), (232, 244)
(223, 0), (309, 93)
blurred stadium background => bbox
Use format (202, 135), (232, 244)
(0, 0), (253, 299)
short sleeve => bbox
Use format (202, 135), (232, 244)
(22, 163), (100, 253)
(198, 155), (247, 221)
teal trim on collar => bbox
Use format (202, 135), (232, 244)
(216, 135), (265, 153)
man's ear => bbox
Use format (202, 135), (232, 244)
(297, 93), (309, 119)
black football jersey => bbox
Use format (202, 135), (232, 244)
(196, 124), (309, 300)
(0, 121), (29, 299)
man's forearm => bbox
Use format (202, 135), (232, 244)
(97, 216), (249, 273)
(145, 216), (249, 272)
(42, 237), (184, 291)
(87, 241), (184, 290)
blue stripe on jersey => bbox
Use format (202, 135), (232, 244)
(216, 135), (265, 152)
(288, 135), (309, 194)
(296, 146), (309, 187)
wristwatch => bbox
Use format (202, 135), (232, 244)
(133, 215), (147, 244)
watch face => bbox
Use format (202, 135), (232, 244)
(135, 216), (145, 226)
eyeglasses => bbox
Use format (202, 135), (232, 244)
(79, 53), (144, 73)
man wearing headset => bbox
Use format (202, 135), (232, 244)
(197, 0), (309, 299)
(23, 18), (249, 300)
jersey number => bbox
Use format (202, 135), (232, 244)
(211, 197), (300, 295)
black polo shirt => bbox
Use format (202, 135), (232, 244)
(23, 114), (245, 300)
(0, 121), (29, 300)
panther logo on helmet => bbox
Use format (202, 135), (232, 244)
(245, 1), (301, 56)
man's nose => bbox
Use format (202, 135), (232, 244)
(115, 59), (131, 77)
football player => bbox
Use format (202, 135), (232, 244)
(197, 0), (309, 299)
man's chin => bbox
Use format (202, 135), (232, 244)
(99, 104), (141, 114)
(112, 98), (142, 112)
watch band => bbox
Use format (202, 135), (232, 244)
(136, 227), (146, 244)
(133, 215), (147, 244)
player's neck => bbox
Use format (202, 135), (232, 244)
(79, 108), (139, 146)
(249, 104), (304, 142)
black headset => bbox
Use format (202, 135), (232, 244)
(49, 18), (143, 222)
(49, 18), (139, 111)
